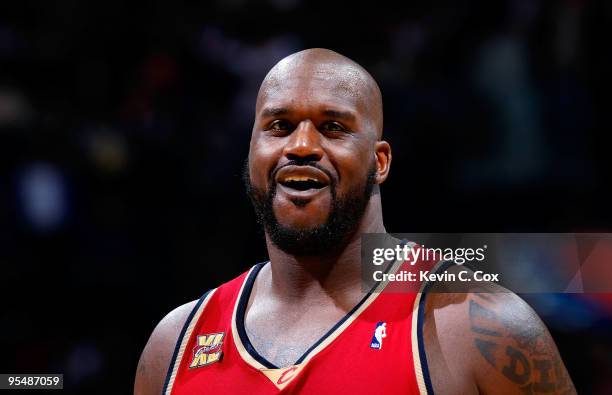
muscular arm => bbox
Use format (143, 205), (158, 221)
(468, 292), (575, 394)
(134, 301), (197, 395)
(424, 290), (576, 395)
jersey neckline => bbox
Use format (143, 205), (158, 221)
(233, 247), (406, 370)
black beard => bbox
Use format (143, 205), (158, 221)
(243, 160), (377, 256)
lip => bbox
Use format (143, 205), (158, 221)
(277, 182), (330, 199)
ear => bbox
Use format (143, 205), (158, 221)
(374, 140), (391, 184)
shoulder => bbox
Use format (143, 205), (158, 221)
(423, 283), (576, 394)
(134, 300), (198, 395)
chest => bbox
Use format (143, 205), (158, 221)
(244, 303), (348, 367)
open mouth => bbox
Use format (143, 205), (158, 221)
(280, 177), (326, 191)
(275, 165), (331, 193)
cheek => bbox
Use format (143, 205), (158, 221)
(249, 138), (283, 186)
(325, 141), (373, 188)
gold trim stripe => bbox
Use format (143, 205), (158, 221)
(411, 290), (427, 395)
(411, 258), (448, 395)
(165, 289), (217, 395)
(231, 265), (268, 370)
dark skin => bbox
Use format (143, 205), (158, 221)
(134, 49), (576, 394)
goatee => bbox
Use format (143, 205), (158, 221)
(243, 160), (377, 256)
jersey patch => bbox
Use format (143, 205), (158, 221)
(189, 332), (225, 368)
(370, 321), (387, 350)
(261, 364), (305, 390)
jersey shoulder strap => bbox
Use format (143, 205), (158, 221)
(162, 264), (259, 394)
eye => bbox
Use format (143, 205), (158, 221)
(321, 121), (350, 135)
(267, 120), (293, 135)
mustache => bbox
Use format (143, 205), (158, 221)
(270, 160), (335, 187)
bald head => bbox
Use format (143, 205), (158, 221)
(247, 48), (393, 246)
(256, 48), (383, 138)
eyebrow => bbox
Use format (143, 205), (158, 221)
(321, 109), (356, 122)
(259, 107), (357, 122)
(260, 107), (289, 118)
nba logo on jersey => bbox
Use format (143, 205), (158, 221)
(189, 332), (225, 368)
(370, 322), (387, 350)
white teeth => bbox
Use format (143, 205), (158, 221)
(284, 176), (318, 183)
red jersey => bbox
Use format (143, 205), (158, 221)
(162, 260), (434, 394)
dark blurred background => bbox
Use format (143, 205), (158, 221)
(1, 0), (611, 393)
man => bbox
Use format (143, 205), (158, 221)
(135, 48), (576, 394)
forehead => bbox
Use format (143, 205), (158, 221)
(257, 61), (373, 116)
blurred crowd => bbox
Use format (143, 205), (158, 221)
(1, 0), (611, 393)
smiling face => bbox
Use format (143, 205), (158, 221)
(245, 49), (390, 255)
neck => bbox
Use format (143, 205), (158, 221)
(263, 194), (386, 306)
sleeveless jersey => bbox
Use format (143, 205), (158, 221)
(162, 258), (437, 394)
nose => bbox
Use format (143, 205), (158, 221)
(282, 120), (323, 162)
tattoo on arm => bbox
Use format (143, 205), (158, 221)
(469, 293), (576, 394)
